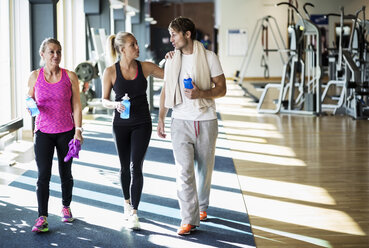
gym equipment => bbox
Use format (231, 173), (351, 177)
(337, 6), (369, 119)
(234, 15), (287, 102)
(75, 62), (98, 82)
(320, 8), (350, 112)
(74, 26), (108, 113)
(257, 1), (323, 115)
(90, 28), (107, 77)
(302, 2), (314, 19)
(321, 6), (369, 119)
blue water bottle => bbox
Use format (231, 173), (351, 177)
(183, 74), (193, 89)
(120, 93), (131, 119)
(26, 96), (40, 117)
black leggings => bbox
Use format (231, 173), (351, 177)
(113, 122), (152, 210)
(34, 129), (75, 217)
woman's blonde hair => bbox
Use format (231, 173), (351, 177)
(106, 32), (134, 66)
(39, 37), (62, 67)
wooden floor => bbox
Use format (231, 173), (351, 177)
(217, 81), (369, 247)
(1, 80), (368, 247)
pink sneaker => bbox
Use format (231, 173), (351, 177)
(31, 216), (49, 232)
(61, 206), (74, 222)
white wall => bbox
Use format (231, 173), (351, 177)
(217, 0), (369, 78)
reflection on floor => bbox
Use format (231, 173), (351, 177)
(218, 81), (369, 247)
(2, 79), (368, 247)
(0, 99), (255, 247)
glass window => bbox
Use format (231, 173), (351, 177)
(0, 0), (12, 126)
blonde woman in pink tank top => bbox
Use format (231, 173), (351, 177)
(27, 38), (83, 233)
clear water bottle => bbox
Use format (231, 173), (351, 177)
(183, 73), (193, 89)
(120, 93), (131, 119)
(26, 96), (40, 117)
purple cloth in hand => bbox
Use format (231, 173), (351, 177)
(64, 139), (81, 162)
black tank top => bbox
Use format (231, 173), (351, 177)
(112, 61), (151, 125)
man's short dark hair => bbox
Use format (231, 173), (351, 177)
(169, 16), (196, 40)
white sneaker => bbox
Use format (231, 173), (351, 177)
(127, 214), (140, 230)
(123, 203), (132, 220)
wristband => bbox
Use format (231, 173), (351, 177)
(75, 127), (84, 133)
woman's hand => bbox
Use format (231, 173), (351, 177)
(115, 102), (126, 113)
(74, 132), (84, 145)
(165, 51), (175, 60)
(26, 108), (31, 116)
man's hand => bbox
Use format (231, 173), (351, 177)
(184, 81), (201, 99)
(157, 120), (166, 138)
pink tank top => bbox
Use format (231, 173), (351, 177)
(34, 67), (74, 133)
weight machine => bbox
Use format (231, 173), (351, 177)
(320, 8), (357, 111)
(74, 26), (109, 112)
(257, 2), (323, 115)
(234, 15), (287, 102)
(321, 6), (369, 119)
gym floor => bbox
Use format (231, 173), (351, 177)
(219, 81), (369, 247)
(1, 79), (368, 247)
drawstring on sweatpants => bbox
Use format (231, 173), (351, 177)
(194, 121), (200, 138)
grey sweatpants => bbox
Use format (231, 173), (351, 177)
(171, 118), (218, 226)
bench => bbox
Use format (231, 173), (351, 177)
(0, 118), (23, 166)
(0, 118), (23, 139)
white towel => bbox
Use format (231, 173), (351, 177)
(164, 40), (213, 112)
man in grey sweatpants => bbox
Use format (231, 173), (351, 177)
(157, 16), (226, 235)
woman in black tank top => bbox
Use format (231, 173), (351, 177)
(102, 32), (163, 230)
(112, 61), (151, 125)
